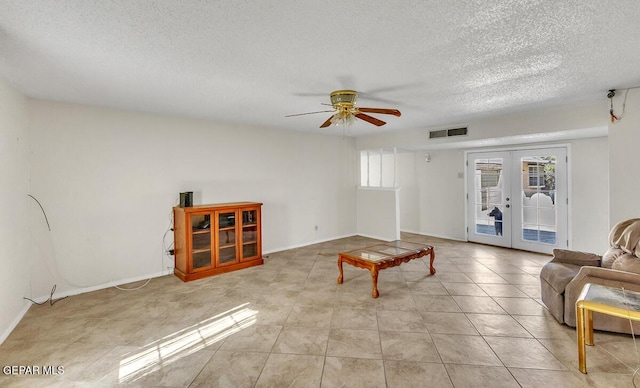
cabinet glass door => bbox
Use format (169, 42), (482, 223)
(217, 211), (237, 265)
(241, 209), (259, 260)
(190, 213), (212, 270)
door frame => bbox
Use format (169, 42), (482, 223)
(464, 144), (572, 254)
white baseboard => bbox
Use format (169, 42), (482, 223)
(353, 233), (391, 242)
(400, 229), (467, 242)
(264, 233), (357, 255)
(31, 270), (170, 303)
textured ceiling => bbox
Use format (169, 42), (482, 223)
(1, 1), (639, 136)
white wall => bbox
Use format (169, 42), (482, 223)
(395, 138), (609, 252)
(404, 149), (467, 241)
(356, 187), (400, 241)
(398, 152), (419, 233)
(28, 100), (357, 298)
(609, 88), (640, 226)
(570, 137), (609, 253)
(361, 101), (612, 252)
(0, 78), (30, 343)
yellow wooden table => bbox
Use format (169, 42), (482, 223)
(575, 283), (640, 373)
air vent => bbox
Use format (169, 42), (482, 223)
(429, 127), (468, 139)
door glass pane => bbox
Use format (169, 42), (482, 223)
(191, 214), (211, 269)
(474, 158), (504, 236)
(520, 156), (557, 244)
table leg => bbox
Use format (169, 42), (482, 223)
(370, 268), (379, 298)
(429, 249), (436, 275)
(577, 303), (587, 373)
(337, 257), (344, 284)
(586, 310), (594, 346)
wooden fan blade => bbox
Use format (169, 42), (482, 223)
(355, 113), (386, 126)
(320, 115), (334, 128)
(285, 109), (335, 117)
(357, 107), (401, 117)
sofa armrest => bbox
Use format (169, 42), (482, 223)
(563, 266), (640, 327)
(550, 249), (601, 267)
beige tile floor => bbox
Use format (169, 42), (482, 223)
(1, 233), (639, 387)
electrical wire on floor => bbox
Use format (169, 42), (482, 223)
(23, 284), (67, 305)
(113, 277), (152, 291)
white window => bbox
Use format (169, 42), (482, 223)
(360, 149), (397, 187)
(528, 164), (544, 187)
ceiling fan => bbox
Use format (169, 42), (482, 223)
(286, 90), (401, 128)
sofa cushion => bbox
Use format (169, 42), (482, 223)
(602, 247), (626, 269)
(609, 218), (640, 257)
(550, 249), (601, 267)
(540, 262), (582, 294)
(611, 253), (640, 275)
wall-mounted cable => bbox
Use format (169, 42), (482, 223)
(27, 193), (178, 294)
(27, 194), (51, 231)
(608, 86), (640, 123)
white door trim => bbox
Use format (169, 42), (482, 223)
(464, 144), (571, 254)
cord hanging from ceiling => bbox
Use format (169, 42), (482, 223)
(608, 86), (640, 123)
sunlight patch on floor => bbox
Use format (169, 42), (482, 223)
(118, 303), (256, 383)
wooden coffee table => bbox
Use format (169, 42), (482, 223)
(337, 240), (435, 298)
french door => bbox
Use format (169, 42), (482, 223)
(466, 147), (568, 254)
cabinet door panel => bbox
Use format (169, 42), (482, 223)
(218, 230), (236, 247)
(215, 210), (239, 266)
(219, 246), (237, 264)
(190, 213), (212, 270)
(218, 212), (236, 228)
(240, 208), (261, 261)
(243, 243), (258, 258)
(192, 251), (212, 270)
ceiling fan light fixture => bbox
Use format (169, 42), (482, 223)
(329, 112), (356, 126)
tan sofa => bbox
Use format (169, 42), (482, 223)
(540, 218), (640, 334)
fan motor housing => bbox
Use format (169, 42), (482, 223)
(330, 90), (358, 106)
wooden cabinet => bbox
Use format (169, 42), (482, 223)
(173, 202), (263, 281)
